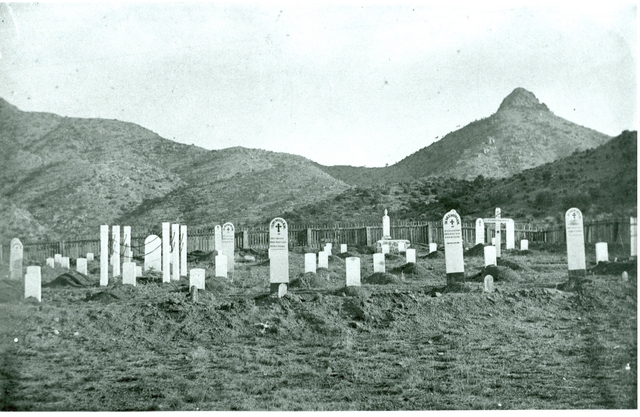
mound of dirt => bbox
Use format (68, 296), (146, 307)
(44, 271), (96, 288)
(423, 250), (442, 259)
(497, 258), (524, 271)
(84, 291), (122, 303)
(335, 251), (360, 259)
(590, 261), (637, 276)
(187, 250), (217, 263)
(137, 270), (163, 283)
(315, 268), (332, 281)
(205, 276), (233, 293)
(328, 255), (345, 263)
(335, 285), (371, 299)
(465, 244), (485, 257)
(480, 265), (521, 282)
(363, 272), (403, 285)
(290, 272), (332, 289)
(391, 263), (430, 276)
(0, 279), (23, 303)
(384, 253), (403, 262)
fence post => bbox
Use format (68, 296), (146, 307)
(365, 227), (372, 247)
(243, 230), (249, 249)
(306, 228), (313, 248)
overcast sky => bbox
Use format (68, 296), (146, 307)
(0, 1), (636, 167)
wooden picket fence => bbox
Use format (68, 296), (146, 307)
(1, 217), (635, 264)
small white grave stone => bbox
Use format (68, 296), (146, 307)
(325, 243), (333, 253)
(189, 268), (206, 290)
(565, 208), (586, 278)
(398, 241), (406, 253)
(346, 257), (361, 286)
(61, 257), (70, 269)
(622, 271), (629, 281)
(144, 235), (162, 272)
(214, 225), (222, 252)
(382, 209), (391, 239)
(76, 258), (88, 275)
(171, 223), (180, 280)
(24, 266), (41, 302)
(495, 208), (502, 258)
(483, 275), (494, 293)
(277, 283), (287, 298)
(631, 217), (637, 259)
(46, 258), (55, 268)
(122, 261), (136, 286)
(520, 240), (529, 251)
(406, 248), (416, 263)
(135, 266), (142, 277)
(443, 209), (465, 284)
(215, 254), (228, 278)
(222, 222), (235, 273)
(180, 225), (188, 277)
(373, 253), (385, 273)
(429, 243), (437, 253)
(162, 222), (171, 283)
(505, 219), (515, 250)
(54, 253), (62, 266)
(340, 244), (347, 253)
(381, 244), (390, 255)
(304, 253), (316, 274)
(100, 225), (109, 286)
(491, 237), (496, 246)
(269, 218), (289, 288)
(86, 253), (94, 261)
(318, 251), (329, 269)
(595, 242), (609, 263)
(484, 246), (497, 267)
(111, 225), (121, 277)
(475, 218), (485, 245)
(123, 225), (132, 263)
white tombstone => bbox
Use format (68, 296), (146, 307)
(443, 209), (465, 284)
(381, 244), (390, 255)
(484, 246), (497, 267)
(61, 257), (70, 269)
(565, 208), (586, 278)
(475, 218), (485, 245)
(122, 261), (136, 286)
(382, 209), (391, 239)
(215, 254), (228, 278)
(340, 244), (347, 254)
(189, 268), (206, 290)
(505, 219), (515, 250)
(24, 266), (41, 302)
(86, 252), (94, 261)
(277, 283), (287, 298)
(406, 248), (416, 263)
(318, 251), (329, 269)
(214, 225), (222, 253)
(595, 242), (609, 263)
(144, 235), (162, 272)
(304, 253), (316, 274)
(9, 238), (23, 281)
(483, 275), (494, 293)
(373, 253), (385, 273)
(494, 208), (501, 258)
(269, 218), (289, 288)
(172, 223), (180, 280)
(46, 258), (55, 268)
(180, 225), (187, 277)
(54, 253), (62, 266)
(491, 237), (496, 245)
(631, 217), (637, 259)
(135, 265), (142, 277)
(222, 222), (235, 273)
(398, 241), (406, 253)
(111, 225), (121, 277)
(520, 239), (529, 251)
(345, 257), (361, 286)
(100, 225), (109, 286)
(123, 226), (132, 263)
(429, 243), (437, 253)
(76, 258), (88, 275)
(162, 222), (171, 283)
(325, 243), (333, 253)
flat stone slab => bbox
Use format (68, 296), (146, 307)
(375, 239), (410, 253)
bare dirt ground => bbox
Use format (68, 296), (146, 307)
(0, 243), (636, 410)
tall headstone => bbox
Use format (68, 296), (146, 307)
(505, 219), (515, 250)
(190, 268), (205, 290)
(595, 242), (609, 263)
(144, 235), (162, 272)
(215, 254), (228, 278)
(123, 226), (132, 263)
(318, 251), (329, 269)
(631, 217), (637, 259)
(76, 258), (88, 275)
(345, 257), (361, 286)
(222, 222), (235, 273)
(484, 246), (497, 267)
(381, 244), (390, 255)
(443, 209), (465, 285)
(565, 208), (586, 279)
(214, 225), (222, 253)
(406, 248), (416, 263)
(86, 252), (94, 261)
(475, 218), (485, 245)
(494, 208), (502, 258)
(100, 225), (109, 286)
(373, 253), (385, 273)
(340, 244), (347, 254)
(269, 218), (289, 293)
(304, 253), (316, 274)
(180, 225), (187, 277)
(382, 209), (391, 239)
(122, 261), (136, 286)
(54, 253), (62, 266)
(61, 257), (70, 269)
(24, 266), (41, 302)
(171, 223), (180, 280)
(162, 222), (171, 283)
(9, 238), (23, 280)
(46, 258), (55, 268)
(429, 243), (437, 254)
(111, 225), (121, 277)
(520, 239), (529, 251)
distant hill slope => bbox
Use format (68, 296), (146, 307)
(0, 99), (349, 240)
(285, 131), (637, 226)
(321, 88), (611, 186)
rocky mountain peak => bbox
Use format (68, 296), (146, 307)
(497, 87), (550, 113)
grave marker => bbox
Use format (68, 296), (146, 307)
(631, 217), (637, 259)
(86, 253), (94, 261)
(595, 242), (609, 263)
(277, 283), (287, 298)
(215, 254), (228, 278)
(76, 258), (88, 275)
(475, 218), (485, 245)
(135, 266), (142, 277)
(46, 258), (55, 268)
(144, 235), (162, 272)
(123, 226), (132, 263)
(54, 253), (62, 266)
(269, 218), (289, 293)
(381, 244), (390, 255)
(9, 238), (23, 280)
(398, 241), (406, 253)
(505, 220), (515, 250)
(340, 244), (347, 254)
(61, 257), (70, 269)
(24, 266), (41, 302)
(318, 251), (329, 269)
(382, 209), (391, 239)
(214, 225), (222, 253)
(325, 243), (333, 254)
(429, 243), (437, 254)
(100, 225), (109, 286)
(520, 240), (529, 251)
(180, 225), (187, 276)
(346, 257), (361, 286)
(495, 208), (501, 258)
(443, 209), (465, 285)
(111, 225), (120, 277)
(373, 253), (385, 273)
(222, 222), (235, 273)
(190, 268), (205, 290)
(565, 208), (586, 279)
(484, 246), (497, 267)
(172, 223), (180, 280)
(406, 248), (416, 263)
(483, 275), (494, 293)
(162, 222), (170, 283)
(304, 253), (316, 274)
(122, 261), (136, 286)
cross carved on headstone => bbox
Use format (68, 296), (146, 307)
(275, 223), (283, 232)
(449, 219), (455, 227)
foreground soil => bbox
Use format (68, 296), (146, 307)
(0, 244), (637, 410)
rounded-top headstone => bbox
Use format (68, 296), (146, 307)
(565, 207), (586, 275)
(269, 217), (289, 285)
(622, 271), (629, 281)
(483, 275), (494, 293)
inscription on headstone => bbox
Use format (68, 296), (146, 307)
(100, 225), (109, 286)
(215, 254), (228, 278)
(269, 218), (289, 290)
(222, 222), (235, 273)
(373, 253), (385, 273)
(9, 238), (23, 280)
(162, 222), (170, 283)
(304, 253), (316, 274)
(190, 268), (205, 290)
(443, 209), (465, 285)
(24, 266), (41, 302)
(76, 258), (88, 275)
(346, 257), (361, 286)
(406, 248), (416, 263)
(475, 218), (485, 245)
(144, 235), (162, 272)
(595, 242), (609, 263)
(565, 208), (586, 278)
(122, 261), (136, 286)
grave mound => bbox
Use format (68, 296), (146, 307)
(44, 271), (96, 288)
(590, 261), (637, 276)
(137, 270), (163, 283)
(423, 250), (442, 259)
(479, 265), (521, 282)
(497, 258), (524, 271)
(290, 272), (332, 289)
(444, 282), (473, 293)
(205, 276), (233, 293)
(391, 263), (430, 276)
(465, 244), (485, 257)
(384, 253), (403, 262)
(0, 279), (23, 303)
(335, 251), (360, 259)
(334, 285), (371, 300)
(84, 291), (122, 303)
(363, 272), (403, 285)
(328, 255), (345, 263)
(315, 268), (332, 281)
(517, 250), (532, 255)
(187, 250), (217, 263)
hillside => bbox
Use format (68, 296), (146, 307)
(284, 131), (637, 226)
(321, 88), (611, 186)
(0, 99), (349, 240)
